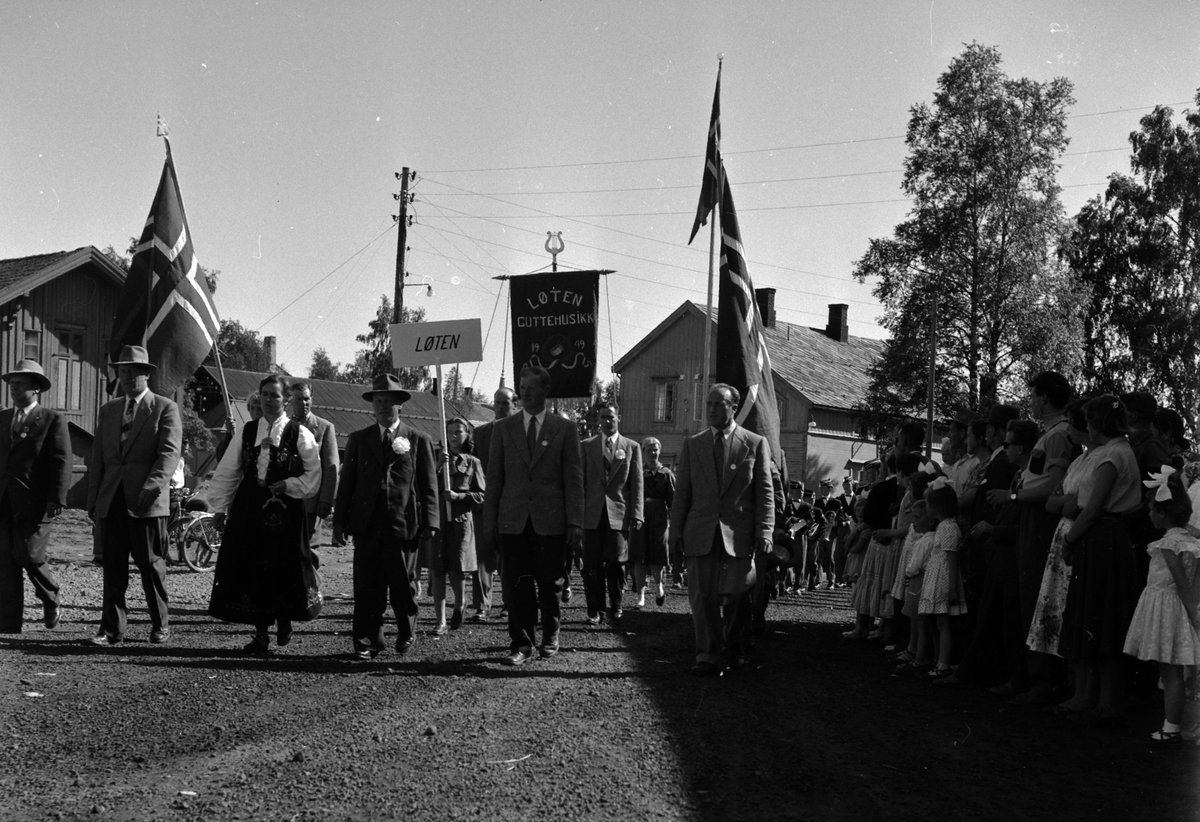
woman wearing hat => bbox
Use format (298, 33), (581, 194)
(204, 375), (323, 652)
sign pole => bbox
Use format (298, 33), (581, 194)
(435, 361), (451, 521)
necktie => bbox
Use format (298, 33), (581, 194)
(527, 416), (539, 457)
(12, 408), (25, 436)
(121, 398), (136, 443)
(714, 431), (725, 486)
(382, 427), (391, 450)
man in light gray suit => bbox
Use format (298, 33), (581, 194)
(670, 383), (774, 675)
(290, 379), (339, 560)
(87, 345), (182, 646)
(482, 366), (583, 666)
(470, 386), (515, 620)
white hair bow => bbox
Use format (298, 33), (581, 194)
(919, 461), (938, 476)
(929, 476), (951, 492)
(1143, 464), (1176, 502)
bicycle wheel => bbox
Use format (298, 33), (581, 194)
(182, 515), (221, 572)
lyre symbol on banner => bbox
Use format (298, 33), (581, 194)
(545, 232), (565, 272)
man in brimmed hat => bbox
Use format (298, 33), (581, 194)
(0, 360), (71, 633)
(87, 345), (182, 646)
(333, 373), (439, 660)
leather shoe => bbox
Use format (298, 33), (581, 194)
(450, 610), (463, 630)
(432, 623), (448, 637)
(656, 594), (666, 607)
(149, 627), (171, 645)
(471, 611), (490, 623)
(504, 647), (533, 666)
(89, 631), (122, 646)
(353, 647), (376, 661)
(44, 604), (61, 630)
(396, 636), (415, 654)
(244, 634), (270, 653)
(608, 609), (623, 624)
(539, 644), (559, 659)
(586, 612), (601, 626)
(690, 661), (720, 676)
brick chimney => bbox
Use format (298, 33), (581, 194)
(755, 288), (776, 329)
(263, 335), (278, 369)
(825, 304), (848, 343)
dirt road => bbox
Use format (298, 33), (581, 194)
(1, 514), (1196, 821)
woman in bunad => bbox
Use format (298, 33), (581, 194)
(205, 375), (323, 652)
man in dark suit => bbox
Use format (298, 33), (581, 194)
(671, 383), (774, 675)
(332, 374), (439, 660)
(470, 386), (516, 621)
(580, 402), (643, 624)
(0, 360), (71, 633)
(87, 345), (182, 646)
(289, 379), (339, 559)
(482, 365), (584, 666)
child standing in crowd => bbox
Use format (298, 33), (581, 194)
(894, 500), (935, 674)
(842, 497), (870, 586)
(918, 479), (967, 678)
(1123, 468), (1200, 744)
(428, 418), (485, 635)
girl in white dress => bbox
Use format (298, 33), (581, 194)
(1123, 467), (1200, 744)
(918, 480), (968, 678)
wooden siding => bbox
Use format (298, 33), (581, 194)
(0, 262), (122, 435)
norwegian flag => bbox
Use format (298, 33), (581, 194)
(109, 142), (220, 395)
(688, 62), (722, 245)
(715, 166), (782, 462)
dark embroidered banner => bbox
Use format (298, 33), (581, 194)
(510, 270), (599, 398)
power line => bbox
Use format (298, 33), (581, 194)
(421, 100), (1192, 175)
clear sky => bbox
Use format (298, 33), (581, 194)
(3, 1), (1198, 395)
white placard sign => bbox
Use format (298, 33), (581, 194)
(390, 318), (483, 367)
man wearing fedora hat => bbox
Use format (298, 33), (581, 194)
(0, 360), (71, 633)
(87, 345), (182, 646)
(332, 374), (439, 660)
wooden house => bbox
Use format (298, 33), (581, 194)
(0, 247), (128, 505)
(612, 291), (887, 490)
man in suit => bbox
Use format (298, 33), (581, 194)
(581, 402), (643, 624)
(0, 360), (71, 633)
(332, 374), (439, 660)
(482, 365), (584, 666)
(87, 345), (182, 646)
(671, 383), (774, 675)
(289, 379), (340, 562)
(470, 386), (516, 621)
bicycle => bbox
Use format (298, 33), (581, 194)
(167, 487), (221, 572)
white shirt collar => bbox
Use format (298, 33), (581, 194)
(127, 387), (150, 406)
(14, 400), (37, 414)
(710, 420), (737, 438)
(523, 408), (547, 430)
(379, 421), (399, 438)
(255, 414), (290, 447)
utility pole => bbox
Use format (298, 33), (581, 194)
(393, 167), (413, 323)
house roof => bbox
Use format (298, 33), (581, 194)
(194, 367), (472, 449)
(613, 301), (885, 412)
(0, 246), (127, 305)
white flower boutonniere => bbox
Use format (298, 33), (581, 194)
(615, 449), (627, 461)
(391, 436), (411, 455)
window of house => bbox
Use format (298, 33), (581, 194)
(653, 382), (676, 422)
(52, 330), (84, 410)
(23, 330), (40, 362)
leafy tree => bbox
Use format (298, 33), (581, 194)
(1065, 92), (1200, 434)
(309, 346), (343, 381)
(342, 294), (428, 388)
(852, 43), (1077, 427)
(205, 319), (272, 372)
(179, 381), (214, 456)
